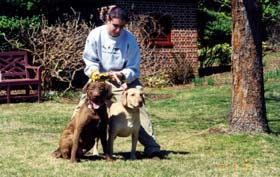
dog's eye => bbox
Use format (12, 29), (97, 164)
(130, 93), (135, 96)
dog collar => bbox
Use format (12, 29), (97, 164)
(121, 84), (128, 93)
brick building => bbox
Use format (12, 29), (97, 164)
(96, 0), (198, 84)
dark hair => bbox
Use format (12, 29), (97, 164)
(108, 6), (128, 21)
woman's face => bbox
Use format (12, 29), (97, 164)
(107, 18), (126, 37)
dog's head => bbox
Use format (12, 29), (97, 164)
(82, 81), (112, 109)
(121, 88), (145, 109)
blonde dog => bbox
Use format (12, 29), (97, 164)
(107, 88), (145, 160)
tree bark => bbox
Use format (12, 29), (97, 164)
(229, 0), (269, 133)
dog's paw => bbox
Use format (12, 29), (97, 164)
(70, 158), (78, 163)
(105, 155), (114, 162)
(51, 148), (61, 158)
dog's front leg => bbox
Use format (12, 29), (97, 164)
(98, 119), (111, 160)
(100, 131), (111, 160)
(108, 130), (116, 160)
(92, 138), (99, 156)
(70, 126), (82, 163)
(130, 130), (139, 160)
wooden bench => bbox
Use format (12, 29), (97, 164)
(0, 51), (44, 103)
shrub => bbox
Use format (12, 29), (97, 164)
(0, 15), (41, 51)
(207, 78), (215, 86)
(4, 13), (91, 91)
(197, 3), (232, 68)
(261, 0), (280, 51)
(193, 77), (203, 86)
(198, 43), (232, 68)
(165, 52), (195, 85)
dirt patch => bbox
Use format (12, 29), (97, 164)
(59, 97), (80, 104)
(208, 127), (228, 134)
(264, 57), (280, 72)
(145, 93), (173, 101)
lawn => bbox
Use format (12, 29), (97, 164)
(0, 53), (279, 177)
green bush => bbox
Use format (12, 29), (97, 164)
(198, 43), (232, 67)
(143, 74), (168, 88)
(207, 78), (215, 86)
(0, 15), (41, 51)
(261, 0), (280, 50)
(197, 2), (231, 68)
(197, 0), (280, 68)
(193, 77), (204, 86)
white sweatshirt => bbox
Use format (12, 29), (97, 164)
(83, 25), (141, 83)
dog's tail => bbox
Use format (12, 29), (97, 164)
(51, 148), (62, 158)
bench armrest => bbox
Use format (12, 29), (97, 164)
(25, 65), (44, 80)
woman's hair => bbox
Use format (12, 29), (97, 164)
(107, 6), (128, 22)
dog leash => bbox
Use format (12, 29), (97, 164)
(90, 69), (129, 93)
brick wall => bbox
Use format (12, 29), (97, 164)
(97, 0), (198, 75)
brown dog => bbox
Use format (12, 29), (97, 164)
(108, 88), (144, 160)
(52, 81), (112, 163)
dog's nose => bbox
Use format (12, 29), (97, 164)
(138, 100), (143, 107)
(92, 91), (100, 97)
(89, 91), (101, 101)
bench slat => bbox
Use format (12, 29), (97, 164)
(0, 79), (40, 85)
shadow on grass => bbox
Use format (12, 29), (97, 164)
(268, 118), (280, 135)
(160, 149), (190, 158)
(80, 150), (190, 161)
(80, 155), (105, 161)
(266, 96), (280, 102)
(265, 84), (280, 135)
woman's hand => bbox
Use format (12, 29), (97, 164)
(109, 71), (124, 84)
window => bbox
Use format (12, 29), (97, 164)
(148, 14), (173, 47)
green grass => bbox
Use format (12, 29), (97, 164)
(1, 80), (279, 177)
(265, 66), (280, 80)
(0, 53), (280, 177)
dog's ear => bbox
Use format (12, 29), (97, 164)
(121, 91), (128, 106)
(136, 85), (143, 91)
(82, 82), (91, 93)
(105, 84), (113, 99)
(141, 92), (145, 105)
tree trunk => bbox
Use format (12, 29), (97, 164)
(229, 0), (269, 133)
